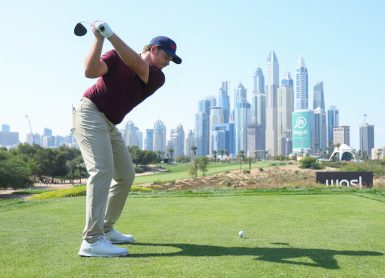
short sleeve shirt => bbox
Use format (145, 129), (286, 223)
(83, 50), (165, 124)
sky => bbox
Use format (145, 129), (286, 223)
(1, 0), (384, 149)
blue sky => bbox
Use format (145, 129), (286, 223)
(1, 0), (384, 149)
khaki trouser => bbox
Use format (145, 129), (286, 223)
(72, 97), (135, 243)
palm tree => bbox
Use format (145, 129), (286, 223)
(191, 146), (198, 159)
(168, 147), (175, 162)
(238, 150), (245, 173)
(219, 149), (226, 163)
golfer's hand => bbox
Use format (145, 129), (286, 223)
(91, 24), (104, 40)
(92, 21), (114, 39)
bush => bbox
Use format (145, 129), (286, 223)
(134, 167), (145, 173)
(299, 157), (324, 169)
(340, 162), (385, 176)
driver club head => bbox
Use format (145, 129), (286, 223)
(74, 23), (87, 36)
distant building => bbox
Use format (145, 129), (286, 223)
(123, 121), (143, 148)
(295, 56), (309, 110)
(265, 50), (279, 157)
(313, 107), (327, 153)
(144, 129), (154, 151)
(1, 124), (10, 132)
(153, 120), (167, 153)
(327, 106), (339, 150)
(359, 122), (374, 159)
(185, 130), (195, 159)
(333, 126), (350, 146)
(0, 130), (19, 148)
(169, 124), (185, 158)
(277, 72), (294, 156)
(371, 147), (385, 160)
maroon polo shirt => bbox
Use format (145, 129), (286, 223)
(83, 50), (165, 124)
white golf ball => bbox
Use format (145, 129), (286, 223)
(239, 231), (245, 238)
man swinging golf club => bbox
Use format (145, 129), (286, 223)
(72, 21), (182, 257)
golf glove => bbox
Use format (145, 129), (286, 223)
(94, 21), (114, 39)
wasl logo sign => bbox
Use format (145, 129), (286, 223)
(316, 172), (373, 188)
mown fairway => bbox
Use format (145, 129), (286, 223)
(1, 191), (385, 277)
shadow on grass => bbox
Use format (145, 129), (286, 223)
(130, 242), (383, 269)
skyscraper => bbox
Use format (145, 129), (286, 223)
(265, 50), (279, 157)
(359, 121), (375, 159)
(194, 99), (211, 156)
(169, 124), (185, 159)
(185, 130), (195, 159)
(209, 106), (224, 154)
(122, 120), (142, 148)
(144, 129), (154, 151)
(251, 68), (265, 124)
(333, 126), (350, 146)
(250, 67), (266, 158)
(277, 72), (294, 156)
(313, 107), (327, 153)
(153, 120), (167, 153)
(217, 81), (230, 123)
(234, 83), (250, 155)
(295, 56), (309, 110)
(313, 81), (325, 110)
(313, 82), (327, 153)
(327, 106), (339, 150)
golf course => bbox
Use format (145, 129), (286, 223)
(1, 162), (385, 277)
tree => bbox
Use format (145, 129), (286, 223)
(219, 149), (226, 163)
(129, 146), (143, 167)
(0, 150), (32, 189)
(238, 150), (245, 173)
(168, 147), (175, 162)
(189, 159), (198, 179)
(196, 157), (209, 176)
(36, 148), (68, 182)
(191, 146), (197, 159)
(212, 150), (217, 162)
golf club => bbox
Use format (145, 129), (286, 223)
(74, 22), (90, 37)
(74, 21), (107, 37)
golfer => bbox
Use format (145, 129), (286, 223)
(72, 21), (182, 257)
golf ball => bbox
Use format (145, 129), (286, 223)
(239, 231), (245, 238)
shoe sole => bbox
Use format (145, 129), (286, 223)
(109, 239), (135, 244)
(78, 252), (129, 257)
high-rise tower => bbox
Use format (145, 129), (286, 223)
(265, 51), (279, 157)
(359, 117), (375, 160)
(327, 106), (339, 150)
(234, 83), (250, 155)
(295, 56), (308, 110)
(277, 72), (294, 155)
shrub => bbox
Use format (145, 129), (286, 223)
(299, 157), (324, 169)
(134, 167), (144, 173)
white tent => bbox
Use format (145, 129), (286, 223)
(328, 144), (356, 161)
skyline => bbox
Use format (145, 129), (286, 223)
(1, 1), (385, 149)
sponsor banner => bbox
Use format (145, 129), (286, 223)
(316, 172), (373, 188)
(292, 110), (313, 151)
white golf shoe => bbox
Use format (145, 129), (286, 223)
(105, 229), (135, 244)
(78, 237), (128, 257)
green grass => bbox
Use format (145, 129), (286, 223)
(133, 161), (274, 185)
(1, 190), (385, 277)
